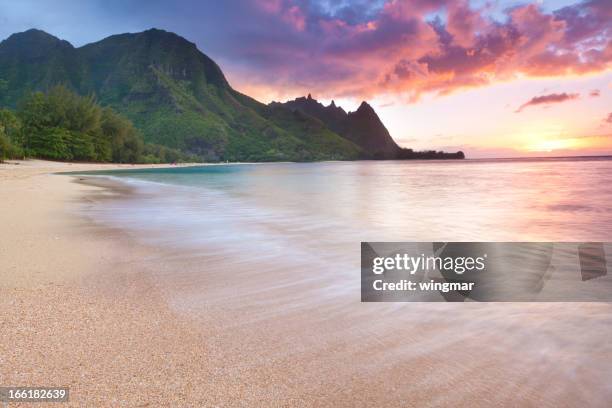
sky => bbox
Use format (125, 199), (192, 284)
(0, 0), (611, 157)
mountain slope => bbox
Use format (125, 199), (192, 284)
(0, 28), (364, 161)
(0, 28), (462, 162)
(345, 101), (399, 157)
(0, 29), (82, 106)
(272, 94), (400, 158)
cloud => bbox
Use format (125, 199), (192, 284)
(590, 89), (601, 97)
(228, 0), (612, 100)
(606, 112), (612, 124)
(516, 93), (580, 112)
(2, 0), (611, 101)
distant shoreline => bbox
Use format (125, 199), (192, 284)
(4, 155), (610, 178)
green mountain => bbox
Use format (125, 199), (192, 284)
(0, 29), (82, 103)
(0, 28), (365, 161)
(271, 94), (400, 158)
(0, 28), (463, 162)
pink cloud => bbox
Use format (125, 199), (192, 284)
(515, 92), (580, 112)
(446, 1), (487, 47)
(239, 0), (612, 100)
(284, 6), (306, 31)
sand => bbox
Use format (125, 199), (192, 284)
(1, 159), (611, 407)
(0, 160), (213, 406)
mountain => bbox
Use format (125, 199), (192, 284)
(0, 28), (463, 162)
(0, 30), (81, 104)
(272, 94), (400, 158)
(0, 28), (364, 161)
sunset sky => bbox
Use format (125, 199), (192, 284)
(1, 0), (611, 157)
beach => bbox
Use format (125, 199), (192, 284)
(0, 160), (217, 406)
(2, 159), (612, 407)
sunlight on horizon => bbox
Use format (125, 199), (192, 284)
(229, 69), (612, 158)
(526, 139), (579, 153)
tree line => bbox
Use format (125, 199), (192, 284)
(0, 85), (190, 163)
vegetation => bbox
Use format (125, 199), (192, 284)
(395, 148), (465, 160)
(0, 29), (368, 162)
(0, 85), (189, 163)
(0, 108), (22, 160)
(0, 28), (464, 162)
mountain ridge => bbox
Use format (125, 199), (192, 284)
(270, 95), (401, 158)
(0, 28), (464, 161)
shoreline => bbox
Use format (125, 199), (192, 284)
(2, 159), (612, 407)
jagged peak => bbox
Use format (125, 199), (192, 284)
(358, 100), (371, 109)
(280, 95), (350, 115)
(355, 101), (376, 115)
(293, 94), (320, 105)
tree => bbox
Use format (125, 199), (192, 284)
(0, 132), (10, 161)
(100, 107), (143, 163)
(0, 109), (22, 160)
(13, 85), (184, 163)
(0, 109), (21, 139)
(29, 127), (71, 159)
(18, 86), (113, 161)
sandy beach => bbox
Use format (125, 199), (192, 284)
(2, 160), (612, 407)
(0, 160), (217, 406)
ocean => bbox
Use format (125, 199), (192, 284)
(80, 157), (612, 242)
(73, 157), (612, 405)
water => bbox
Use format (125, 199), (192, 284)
(83, 157), (612, 243)
(78, 158), (612, 301)
(75, 157), (612, 405)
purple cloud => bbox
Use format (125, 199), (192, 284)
(516, 93), (580, 112)
(1, 0), (611, 101)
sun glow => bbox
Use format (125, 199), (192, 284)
(527, 138), (578, 152)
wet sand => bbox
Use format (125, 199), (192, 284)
(1, 160), (612, 407)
